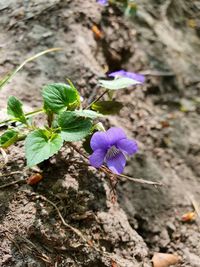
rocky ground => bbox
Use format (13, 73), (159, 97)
(0, 0), (200, 266)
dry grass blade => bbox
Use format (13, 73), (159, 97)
(0, 47), (61, 90)
(189, 194), (200, 218)
(0, 148), (8, 168)
(188, 194), (200, 229)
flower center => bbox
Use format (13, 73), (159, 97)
(105, 145), (120, 160)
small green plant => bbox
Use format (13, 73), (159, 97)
(0, 70), (144, 174)
(97, 0), (137, 17)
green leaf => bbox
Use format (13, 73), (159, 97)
(0, 130), (18, 148)
(99, 77), (140, 90)
(25, 129), (63, 167)
(42, 83), (80, 113)
(73, 110), (103, 119)
(92, 101), (123, 115)
(7, 96), (27, 124)
(58, 111), (92, 141)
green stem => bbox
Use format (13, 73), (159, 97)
(17, 134), (27, 141)
(85, 89), (108, 110)
(52, 127), (61, 133)
(47, 111), (54, 128)
(0, 108), (44, 127)
(25, 108), (44, 117)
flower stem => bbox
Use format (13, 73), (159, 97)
(85, 89), (108, 109)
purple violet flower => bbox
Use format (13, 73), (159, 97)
(97, 0), (108, 6)
(89, 127), (138, 174)
(108, 70), (145, 84)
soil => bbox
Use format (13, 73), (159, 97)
(0, 0), (200, 266)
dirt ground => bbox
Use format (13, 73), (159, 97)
(0, 0), (200, 266)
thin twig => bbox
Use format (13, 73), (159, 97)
(0, 179), (25, 189)
(67, 143), (88, 160)
(19, 236), (51, 263)
(117, 173), (163, 186)
(39, 195), (89, 243)
(5, 232), (24, 257)
(39, 194), (124, 266)
(3, 226), (51, 263)
(68, 143), (163, 186)
(0, 171), (23, 177)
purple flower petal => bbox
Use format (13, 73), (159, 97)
(97, 0), (108, 5)
(90, 131), (109, 151)
(106, 127), (126, 145)
(108, 70), (145, 83)
(106, 151), (126, 174)
(117, 138), (138, 155)
(89, 149), (106, 168)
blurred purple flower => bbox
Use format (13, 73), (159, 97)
(108, 70), (145, 83)
(97, 0), (108, 5)
(89, 127), (138, 174)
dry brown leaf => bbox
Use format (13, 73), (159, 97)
(92, 25), (104, 39)
(152, 253), (180, 267)
(26, 173), (43, 185)
(87, 239), (93, 247)
(111, 260), (118, 267)
(160, 120), (170, 128)
(181, 211), (196, 222)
